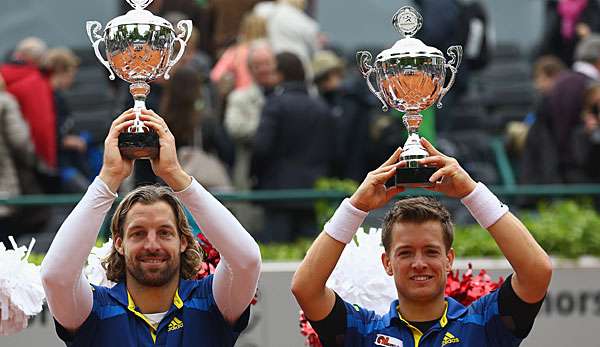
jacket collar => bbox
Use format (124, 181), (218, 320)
(382, 297), (468, 328)
(275, 81), (308, 95)
(106, 278), (198, 309)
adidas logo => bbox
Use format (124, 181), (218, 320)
(168, 317), (184, 332)
(442, 332), (459, 346)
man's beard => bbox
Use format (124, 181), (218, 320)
(126, 252), (180, 287)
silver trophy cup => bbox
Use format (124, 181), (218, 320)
(357, 6), (462, 187)
(86, 0), (192, 159)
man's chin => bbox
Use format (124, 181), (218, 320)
(128, 265), (178, 287)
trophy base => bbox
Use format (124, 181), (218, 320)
(118, 132), (159, 160)
(388, 166), (438, 188)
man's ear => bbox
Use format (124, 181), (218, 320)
(115, 235), (124, 256)
(382, 252), (393, 276)
(446, 248), (455, 273)
(180, 233), (188, 253)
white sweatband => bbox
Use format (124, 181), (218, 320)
(324, 198), (368, 244)
(460, 182), (509, 229)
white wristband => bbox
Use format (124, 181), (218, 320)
(460, 182), (509, 229)
(324, 198), (368, 244)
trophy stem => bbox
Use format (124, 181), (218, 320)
(129, 82), (151, 134)
(400, 112), (428, 165)
(402, 112), (423, 134)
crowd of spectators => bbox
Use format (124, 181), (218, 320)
(2, 0), (600, 244)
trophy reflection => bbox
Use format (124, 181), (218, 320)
(357, 6), (462, 187)
(86, 0), (192, 159)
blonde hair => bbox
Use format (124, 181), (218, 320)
(280, 0), (306, 10)
(102, 185), (202, 282)
(239, 13), (267, 43)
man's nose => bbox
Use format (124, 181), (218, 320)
(411, 254), (428, 270)
(143, 232), (161, 251)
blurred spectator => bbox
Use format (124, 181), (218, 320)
(42, 48), (92, 193)
(258, 0), (319, 77)
(413, 0), (470, 133)
(252, 52), (334, 242)
(161, 63), (235, 190)
(522, 35), (600, 184)
(533, 55), (568, 95)
(211, 13), (268, 94)
(225, 40), (278, 190)
(538, 0), (600, 67)
(0, 37), (57, 169)
(509, 56), (566, 160)
(313, 50), (370, 181)
(572, 83), (600, 182)
(206, 0), (270, 57)
(165, 12), (218, 120)
(414, 0), (461, 52)
(165, 12), (213, 76)
(0, 76), (38, 244)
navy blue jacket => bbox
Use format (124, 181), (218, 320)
(55, 275), (250, 346)
(341, 291), (522, 347)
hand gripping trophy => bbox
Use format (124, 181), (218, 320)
(357, 6), (462, 187)
(86, 0), (192, 159)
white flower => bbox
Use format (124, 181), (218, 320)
(326, 228), (397, 315)
(0, 237), (45, 336)
(84, 239), (116, 288)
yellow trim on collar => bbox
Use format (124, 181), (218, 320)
(126, 287), (184, 344)
(396, 309), (423, 347)
(396, 301), (449, 347)
(174, 289), (184, 309)
(127, 291), (157, 331)
(440, 302), (449, 328)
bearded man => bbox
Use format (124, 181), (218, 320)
(41, 109), (261, 346)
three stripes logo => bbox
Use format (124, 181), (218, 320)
(442, 332), (460, 346)
(168, 317), (184, 332)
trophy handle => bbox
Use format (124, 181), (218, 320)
(165, 20), (193, 80)
(356, 51), (388, 112)
(86, 21), (115, 81)
(436, 45), (463, 108)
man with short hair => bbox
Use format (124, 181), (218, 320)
(225, 39), (278, 190)
(291, 139), (552, 346)
(252, 52), (335, 242)
(534, 34), (600, 183)
(41, 109), (261, 346)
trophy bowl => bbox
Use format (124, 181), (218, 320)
(357, 6), (462, 187)
(86, 0), (192, 160)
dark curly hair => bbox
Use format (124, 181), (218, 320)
(102, 185), (202, 282)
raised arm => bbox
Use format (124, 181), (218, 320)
(141, 110), (261, 325)
(40, 110), (135, 331)
(419, 138), (552, 303)
(291, 148), (404, 320)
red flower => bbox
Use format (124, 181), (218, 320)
(195, 234), (220, 280)
(299, 311), (323, 347)
(445, 263), (504, 306)
(194, 233), (258, 305)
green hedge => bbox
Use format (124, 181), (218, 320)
(26, 200), (600, 264)
(262, 199), (600, 260)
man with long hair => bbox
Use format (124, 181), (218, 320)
(292, 139), (552, 346)
(40, 109), (261, 346)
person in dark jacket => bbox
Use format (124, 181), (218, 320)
(535, 35), (600, 183)
(252, 52), (335, 242)
(312, 50), (370, 182)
